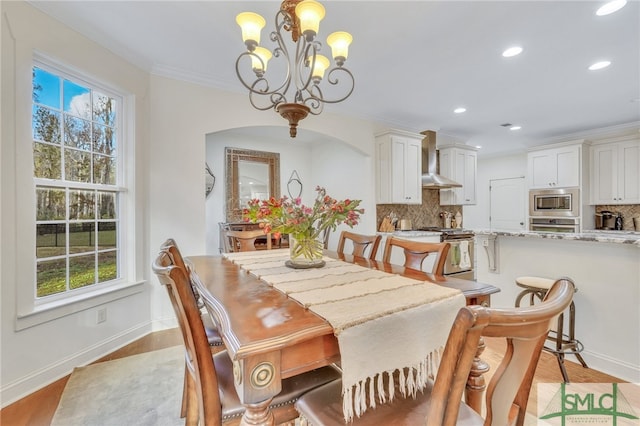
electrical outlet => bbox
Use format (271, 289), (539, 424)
(97, 307), (107, 324)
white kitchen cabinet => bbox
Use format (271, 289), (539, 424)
(528, 144), (581, 188)
(439, 146), (477, 205)
(590, 140), (640, 204)
(376, 131), (422, 204)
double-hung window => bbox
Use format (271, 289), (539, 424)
(32, 62), (123, 301)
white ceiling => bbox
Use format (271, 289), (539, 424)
(28, 0), (640, 157)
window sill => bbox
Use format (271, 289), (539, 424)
(15, 280), (146, 331)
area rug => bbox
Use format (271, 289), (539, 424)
(51, 345), (185, 426)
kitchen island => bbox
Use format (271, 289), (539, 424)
(475, 229), (640, 382)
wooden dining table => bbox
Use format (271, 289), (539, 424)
(188, 251), (499, 426)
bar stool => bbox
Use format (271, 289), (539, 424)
(515, 276), (588, 382)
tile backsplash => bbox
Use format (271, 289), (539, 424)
(376, 192), (640, 232)
(595, 205), (640, 231)
(376, 189), (463, 230)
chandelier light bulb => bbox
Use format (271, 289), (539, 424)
(295, 0), (325, 42)
(251, 46), (272, 75)
(236, 12), (266, 50)
(327, 31), (352, 66)
(310, 55), (331, 83)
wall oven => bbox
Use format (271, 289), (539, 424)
(529, 188), (580, 218)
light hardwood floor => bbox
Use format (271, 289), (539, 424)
(0, 329), (625, 426)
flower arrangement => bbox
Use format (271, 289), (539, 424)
(243, 186), (364, 266)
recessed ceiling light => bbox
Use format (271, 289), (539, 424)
(596, 0), (627, 16)
(510, 126), (522, 131)
(475, 145), (482, 149)
(589, 61), (611, 70)
(502, 46), (523, 57)
(454, 107), (467, 114)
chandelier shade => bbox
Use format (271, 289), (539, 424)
(236, 12), (266, 49)
(295, 0), (325, 40)
(235, 0), (355, 137)
(251, 46), (272, 74)
(327, 31), (352, 65)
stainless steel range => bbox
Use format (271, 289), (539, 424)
(418, 227), (475, 280)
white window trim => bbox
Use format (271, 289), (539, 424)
(15, 53), (143, 331)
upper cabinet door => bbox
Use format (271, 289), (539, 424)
(590, 140), (640, 204)
(528, 145), (580, 188)
(439, 146), (477, 205)
(375, 131), (422, 205)
(404, 138), (422, 203)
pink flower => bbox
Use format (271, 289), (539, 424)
(242, 186), (364, 239)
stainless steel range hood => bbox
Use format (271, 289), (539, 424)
(420, 130), (462, 188)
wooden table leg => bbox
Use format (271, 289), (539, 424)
(240, 398), (275, 426)
(465, 336), (490, 414)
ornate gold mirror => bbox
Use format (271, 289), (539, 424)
(225, 148), (280, 221)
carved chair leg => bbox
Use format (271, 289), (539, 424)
(240, 398), (276, 426)
(465, 336), (490, 414)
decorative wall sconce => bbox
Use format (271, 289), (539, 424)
(287, 170), (303, 199)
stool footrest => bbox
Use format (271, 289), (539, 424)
(544, 334), (585, 356)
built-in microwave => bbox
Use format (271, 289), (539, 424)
(529, 188), (580, 218)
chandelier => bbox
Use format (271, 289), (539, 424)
(235, 0), (354, 138)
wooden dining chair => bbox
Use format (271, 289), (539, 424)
(336, 230), (382, 260)
(153, 244), (341, 426)
(159, 239), (225, 419)
(382, 236), (450, 275)
(224, 229), (272, 252)
(295, 278), (576, 426)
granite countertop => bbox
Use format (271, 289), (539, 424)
(377, 230), (443, 238)
(474, 229), (640, 246)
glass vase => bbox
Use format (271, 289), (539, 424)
(287, 233), (325, 268)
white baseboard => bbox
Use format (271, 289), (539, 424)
(151, 315), (178, 332)
(1, 322), (152, 408)
(579, 350), (640, 383)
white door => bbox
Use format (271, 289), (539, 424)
(490, 177), (526, 231)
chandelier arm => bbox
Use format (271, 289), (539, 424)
(302, 86), (324, 115)
(295, 40), (319, 95)
(269, 92), (288, 108)
(314, 67), (355, 104)
(235, 53), (267, 92)
(248, 93), (277, 111)
(235, 50), (292, 102)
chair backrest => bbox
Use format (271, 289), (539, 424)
(218, 222), (233, 253)
(426, 278), (576, 426)
(382, 236), (450, 275)
(160, 238), (206, 308)
(224, 229), (271, 252)
(153, 244), (223, 425)
(336, 230), (382, 260)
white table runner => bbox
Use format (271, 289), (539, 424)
(222, 250), (466, 422)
